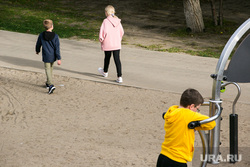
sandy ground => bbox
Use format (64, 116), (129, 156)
(0, 66), (249, 167)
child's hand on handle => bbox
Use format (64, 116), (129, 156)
(57, 60), (61, 65)
(188, 121), (201, 129)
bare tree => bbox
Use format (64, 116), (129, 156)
(218, 0), (223, 26)
(209, 0), (224, 26)
(210, 0), (218, 26)
(183, 0), (205, 32)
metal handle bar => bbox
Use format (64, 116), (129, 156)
(189, 81), (241, 129)
(221, 82), (241, 115)
(188, 102), (222, 129)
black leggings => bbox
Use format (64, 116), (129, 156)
(156, 154), (187, 167)
(104, 50), (122, 77)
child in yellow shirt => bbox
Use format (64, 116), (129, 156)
(157, 88), (216, 167)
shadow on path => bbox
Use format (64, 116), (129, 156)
(0, 55), (101, 79)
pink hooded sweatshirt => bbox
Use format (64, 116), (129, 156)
(99, 15), (124, 51)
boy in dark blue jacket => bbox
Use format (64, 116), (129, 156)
(36, 19), (61, 94)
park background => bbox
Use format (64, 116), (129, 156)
(0, 0), (249, 167)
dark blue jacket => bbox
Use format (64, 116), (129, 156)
(36, 31), (61, 63)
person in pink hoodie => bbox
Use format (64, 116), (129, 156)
(98, 5), (124, 83)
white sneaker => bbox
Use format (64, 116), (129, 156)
(116, 77), (123, 83)
(98, 67), (108, 77)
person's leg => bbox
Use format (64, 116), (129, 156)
(44, 62), (53, 86)
(104, 51), (112, 73)
(156, 154), (187, 167)
(50, 62), (54, 84)
(113, 50), (122, 77)
(45, 62), (55, 94)
(156, 154), (164, 167)
(48, 62), (55, 94)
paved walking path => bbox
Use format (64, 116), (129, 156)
(1, 30), (249, 104)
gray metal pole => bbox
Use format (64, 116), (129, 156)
(209, 18), (250, 164)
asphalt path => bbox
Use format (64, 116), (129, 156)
(1, 30), (249, 104)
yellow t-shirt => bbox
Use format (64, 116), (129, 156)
(160, 105), (216, 163)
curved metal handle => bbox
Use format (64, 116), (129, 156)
(198, 130), (209, 167)
(200, 102), (222, 124)
(221, 82), (241, 115)
(188, 102), (222, 129)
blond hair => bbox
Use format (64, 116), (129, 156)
(43, 19), (53, 30)
(105, 5), (117, 17)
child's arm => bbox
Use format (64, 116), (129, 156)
(53, 34), (61, 66)
(35, 34), (42, 54)
(120, 23), (124, 38)
(191, 112), (216, 130)
(99, 21), (105, 42)
(54, 35), (61, 60)
(196, 119), (216, 130)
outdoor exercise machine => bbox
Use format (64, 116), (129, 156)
(189, 18), (250, 167)
(163, 18), (250, 167)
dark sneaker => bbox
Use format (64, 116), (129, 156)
(48, 85), (55, 94)
(46, 83), (50, 89)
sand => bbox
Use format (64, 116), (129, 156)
(0, 66), (249, 167)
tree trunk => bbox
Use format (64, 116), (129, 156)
(219, 0), (223, 26)
(183, 0), (205, 33)
(210, 0), (218, 26)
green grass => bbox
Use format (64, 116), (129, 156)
(0, 0), (243, 58)
(0, 0), (102, 39)
(185, 49), (221, 58)
(135, 44), (222, 58)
